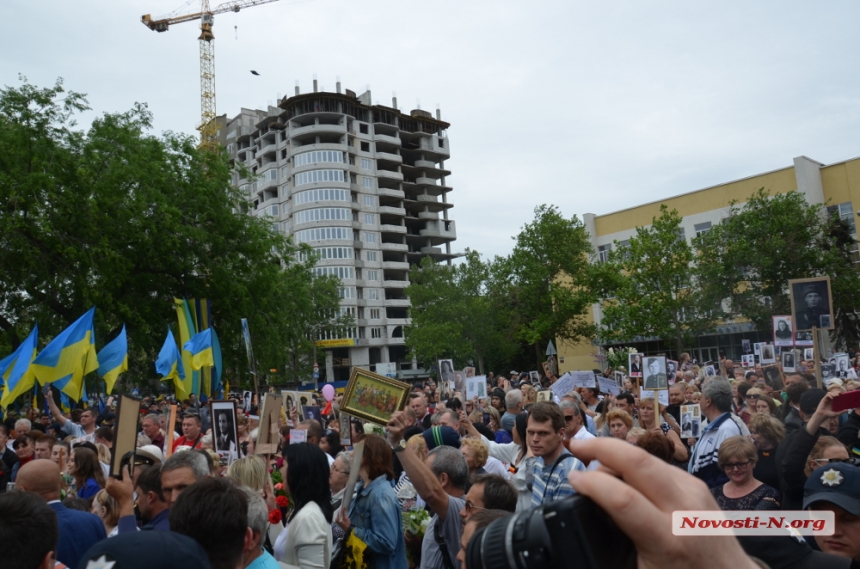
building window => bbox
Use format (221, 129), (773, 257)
(371, 327), (382, 339)
(597, 244), (611, 264)
(676, 228), (687, 243)
(293, 207), (351, 225)
(694, 222), (712, 237)
(367, 289), (379, 300)
(362, 177), (373, 189)
(364, 214), (375, 225)
(263, 169), (278, 181)
(361, 158), (372, 170)
(366, 270), (378, 281)
(293, 150), (345, 167)
(828, 202), (857, 235)
(337, 286), (356, 299)
(293, 188), (350, 205)
(364, 232), (377, 243)
(370, 308), (381, 319)
(360, 141), (370, 152)
(366, 251), (377, 262)
(312, 266), (355, 279)
(294, 169), (345, 186)
(293, 227), (352, 243)
(299, 247), (354, 261)
(359, 123), (369, 134)
(363, 195), (375, 207)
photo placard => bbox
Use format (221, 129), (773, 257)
(789, 276), (834, 331)
(628, 353), (643, 378)
(110, 395), (141, 478)
(253, 395), (279, 456)
(466, 375), (487, 400)
(680, 404), (701, 439)
(772, 315), (794, 347)
(642, 356), (668, 390)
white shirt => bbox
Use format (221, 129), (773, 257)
(572, 428), (600, 471)
(483, 456), (510, 479)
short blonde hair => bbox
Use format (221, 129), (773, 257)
(406, 433), (428, 461)
(94, 489), (121, 528)
(226, 454), (268, 491)
(460, 437), (488, 468)
(606, 409), (633, 429)
(717, 436), (757, 469)
(627, 427), (647, 442)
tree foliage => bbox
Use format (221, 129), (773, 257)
(404, 250), (518, 374)
(0, 77), (344, 390)
(600, 205), (717, 355)
(695, 189), (860, 349)
(500, 205), (600, 367)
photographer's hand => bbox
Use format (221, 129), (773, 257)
(567, 438), (758, 569)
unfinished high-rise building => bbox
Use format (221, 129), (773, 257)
(217, 81), (458, 381)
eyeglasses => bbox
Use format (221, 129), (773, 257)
(745, 394), (760, 400)
(564, 415), (575, 422)
(722, 460), (752, 471)
(464, 500), (486, 513)
(813, 458), (858, 466)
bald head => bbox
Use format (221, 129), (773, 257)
(16, 459), (61, 501)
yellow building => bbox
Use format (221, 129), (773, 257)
(558, 155), (860, 374)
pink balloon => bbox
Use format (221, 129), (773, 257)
(322, 384), (335, 401)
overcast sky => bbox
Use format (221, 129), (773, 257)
(3, 1), (860, 261)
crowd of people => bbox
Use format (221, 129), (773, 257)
(0, 355), (859, 569)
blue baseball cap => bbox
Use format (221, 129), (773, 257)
(77, 529), (213, 569)
(803, 463), (860, 515)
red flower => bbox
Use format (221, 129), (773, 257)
(276, 495), (289, 508)
(268, 509), (282, 524)
(274, 483), (284, 491)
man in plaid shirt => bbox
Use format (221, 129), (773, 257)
(528, 402), (585, 506)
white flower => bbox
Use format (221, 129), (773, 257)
(821, 468), (844, 487)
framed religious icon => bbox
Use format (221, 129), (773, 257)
(789, 277), (834, 331)
(772, 315), (794, 347)
(341, 367), (411, 425)
(211, 400), (241, 463)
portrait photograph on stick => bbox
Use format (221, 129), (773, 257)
(643, 356), (668, 390)
(781, 350), (796, 373)
(795, 330), (814, 347)
(741, 354), (755, 368)
(628, 353), (643, 378)
(772, 315), (794, 347)
(211, 400), (239, 464)
(760, 343), (776, 364)
(535, 389), (553, 402)
(111, 395), (142, 478)
(789, 276), (834, 331)
(761, 364), (784, 391)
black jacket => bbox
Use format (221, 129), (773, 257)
(0, 447), (20, 493)
(777, 424), (830, 511)
(836, 411), (860, 449)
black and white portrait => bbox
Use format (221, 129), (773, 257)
(680, 404), (701, 439)
(211, 401), (239, 464)
(781, 351), (796, 372)
(832, 353), (857, 379)
(741, 354), (755, 368)
(789, 277), (834, 331)
(754, 342), (764, 357)
(804, 348), (814, 361)
(821, 363), (836, 382)
(705, 365), (716, 377)
(242, 391), (252, 413)
(629, 353), (643, 378)
(529, 370), (540, 384)
(742, 339), (751, 354)
(795, 330), (814, 347)
(643, 356), (668, 390)
(772, 316), (793, 347)
(666, 360), (678, 383)
(438, 359), (455, 386)
(614, 371), (625, 391)
(760, 344), (776, 364)
(762, 365), (784, 390)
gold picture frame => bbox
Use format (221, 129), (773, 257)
(341, 367), (411, 426)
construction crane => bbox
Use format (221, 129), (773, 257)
(141, 0), (282, 151)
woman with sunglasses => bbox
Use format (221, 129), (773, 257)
(711, 436), (780, 510)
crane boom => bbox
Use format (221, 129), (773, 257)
(141, 0), (283, 150)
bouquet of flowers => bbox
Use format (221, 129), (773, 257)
(269, 467), (293, 524)
(362, 422), (387, 437)
(604, 346), (638, 372)
(403, 507), (431, 568)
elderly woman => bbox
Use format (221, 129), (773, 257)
(338, 435), (407, 569)
(710, 436), (780, 510)
(460, 437), (489, 477)
(637, 399), (687, 463)
(748, 414), (785, 492)
(606, 410), (633, 441)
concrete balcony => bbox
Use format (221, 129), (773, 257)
(418, 211), (439, 220)
(420, 220), (457, 239)
(414, 159), (438, 169)
(377, 170), (403, 182)
(381, 242), (408, 252)
(385, 336), (406, 345)
(378, 206), (406, 216)
(376, 152), (402, 163)
(416, 194), (439, 203)
(382, 261), (410, 270)
(416, 176), (437, 186)
(380, 224), (406, 234)
(420, 246), (442, 255)
(383, 280), (410, 289)
(378, 188), (405, 199)
(384, 298), (411, 307)
(373, 134), (401, 146)
(291, 123), (345, 138)
(258, 141), (277, 156)
(385, 318), (409, 326)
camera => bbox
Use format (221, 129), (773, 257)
(466, 495), (636, 569)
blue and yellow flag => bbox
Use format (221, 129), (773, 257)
(184, 328), (214, 370)
(97, 325), (128, 394)
(175, 298), (198, 398)
(155, 328), (187, 400)
(0, 325), (39, 408)
(32, 308), (98, 401)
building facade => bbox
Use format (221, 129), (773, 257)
(558, 155), (860, 373)
(217, 84), (458, 381)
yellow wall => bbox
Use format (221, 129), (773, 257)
(821, 158), (860, 227)
(594, 167), (797, 237)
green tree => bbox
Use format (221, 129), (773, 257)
(501, 205), (600, 369)
(600, 205), (717, 355)
(405, 250), (517, 374)
(0, 77), (345, 392)
(695, 189), (860, 349)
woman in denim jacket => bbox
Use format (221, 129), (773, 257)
(338, 435), (407, 569)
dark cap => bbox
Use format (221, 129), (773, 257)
(77, 530), (213, 569)
(422, 426), (461, 450)
(737, 533), (851, 569)
(491, 388), (505, 401)
(803, 463), (860, 515)
(799, 388), (826, 417)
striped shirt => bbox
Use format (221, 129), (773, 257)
(531, 451), (585, 507)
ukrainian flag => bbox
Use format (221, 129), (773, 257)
(175, 298), (199, 398)
(155, 328), (187, 400)
(184, 328), (214, 370)
(97, 324), (128, 394)
(0, 325), (39, 408)
(32, 308), (99, 401)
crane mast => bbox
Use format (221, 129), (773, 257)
(141, 0), (283, 151)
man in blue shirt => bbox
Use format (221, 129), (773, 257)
(528, 402), (585, 506)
